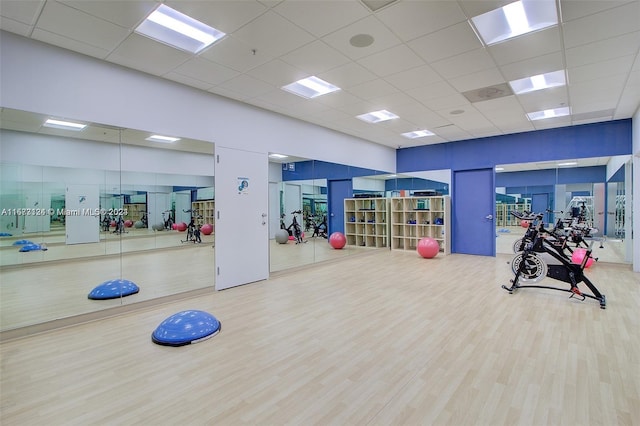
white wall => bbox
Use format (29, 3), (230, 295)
(632, 108), (639, 272)
(0, 31), (396, 174)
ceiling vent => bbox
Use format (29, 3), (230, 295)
(462, 83), (514, 103)
(360, 0), (398, 12)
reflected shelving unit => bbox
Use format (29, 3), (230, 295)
(390, 196), (451, 254)
(344, 197), (389, 248)
(191, 200), (215, 226)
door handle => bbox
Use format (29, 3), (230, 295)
(485, 214), (493, 220)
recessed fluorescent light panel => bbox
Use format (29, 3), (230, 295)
(495, 167), (505, 171)
(401, 129), (435, 139)
(356, 110), (399, 123)
(510, 70), (566, 94)
(146, 135), (180, 143)
(557, 161), (577, 167)
(527, 106), (571, 121)
(282, 76), (341, 99)
(471, 0), (558, 46)
(43, 118), (87, 131)
(135, 4), (225, 54)
(269, 153), (288, 159)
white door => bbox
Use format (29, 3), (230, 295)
(66, 184), (100, 244)
(215, 146), (269, 290)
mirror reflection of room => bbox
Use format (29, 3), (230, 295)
(495, 156), (632, 264)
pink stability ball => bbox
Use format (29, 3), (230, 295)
(520, 220), (530, 228)
(200, 223), (214, 235)
(417, 237), (440, 258)
(328, 232), (346, 249)
(176, 222), (187, 232)
(124, 220), (133, 228)
(571, 248), (594, 268)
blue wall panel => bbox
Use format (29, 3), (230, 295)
(397, 120), (632, 173)
(282, 160), (388, 181)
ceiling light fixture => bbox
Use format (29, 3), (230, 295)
(527, 106), (571, 121)
(282, 76), (341, 99)
(269, 153), (288, 159)
(401, 130), (435, 139)
(509, 70), (566, 94)
(43, 118), (87, 131)
(471, 0), (557, 46)
(495, 167), (505, 171)
(135, 4), (225, 54)
(146, 135), (180, 143)
(356, 109), (399, 123)
(557, 161), (578, 167)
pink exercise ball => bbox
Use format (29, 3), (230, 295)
(417, 237), (440, 258)
(571, 248), (594, 268)
(520, 220), (530, 228)
(328, 232), (346, 249)
(124, 220), (133, 228)
(176, 222), (187, 232)
(200, 223), (214, 235)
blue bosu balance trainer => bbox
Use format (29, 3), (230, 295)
(13, 239), (34, 246)
(88, 279), (140, 300)
(152, 310), (221, 346)
(19, 243), (46, 252)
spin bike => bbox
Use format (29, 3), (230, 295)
(287, 210), (306, 244)
(503, 211), (606, 309)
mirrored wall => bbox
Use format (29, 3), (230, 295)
(0, 108), (216, 332)
(494, 156), (633, 264)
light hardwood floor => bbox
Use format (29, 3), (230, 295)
(1, 249), (638, 425)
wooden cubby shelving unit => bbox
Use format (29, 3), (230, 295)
(191, 200), (215, 226)
(390, 196), (451, 254)
(344, 197), (389, 248)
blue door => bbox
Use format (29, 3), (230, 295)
(532, 193), (550, 224)
(453, 168), (495, 256)
(327, 179), (352, 235)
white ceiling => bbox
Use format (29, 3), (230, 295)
(1, 0), (639, 153)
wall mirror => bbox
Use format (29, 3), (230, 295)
(0, 108), (215, 332)
(495, 156), (632, 264)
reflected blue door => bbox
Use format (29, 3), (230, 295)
(327, 179), (352, 235)
(453, 169), (495, 256)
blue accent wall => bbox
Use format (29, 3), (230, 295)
(384, 178), (449, 194)
(495, 166), (606, 187)
(397, 120), (632, 173)
(282, 160), (388, 181)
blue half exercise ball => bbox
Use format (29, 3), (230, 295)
(0, 232), (13, 237)
(19, 243), (46, 252)
(88, 279), (140, 300)
(152, 310), (221, 347)
(13, 239), (34, 246)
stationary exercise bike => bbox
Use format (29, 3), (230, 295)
(181, 209), (202, 244)
(503, 211), (606, 309)
(286, 210), (306, 244)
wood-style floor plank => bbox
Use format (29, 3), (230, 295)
(1, 250), (638, 425)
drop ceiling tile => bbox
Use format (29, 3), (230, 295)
(172, 57), (239, 86)
(314, 90), (365, 112)
(322, 15), (403, 60)
(560, 0), (635, 22)
(251, 88), (308, 108)
(164, 72), (215, 91)
(273, 0), (369, 37)
(423, 93), (470, 111)
(348, 79), (398, 101)
(107, 34), (192, 76)
(565, 31), (640, 69)
(473, 95), (525, 113)
(457, 0), (508, 20)
(384, 65), (443, 91)
(36, 1), (131, 51)
(375, 0), (467, 42)
(431, 48), (496, 80)
(562, 2), (640, 49)
(489, 26), (562, 66)
(408, 21), (482, 64)
(568, 55), (636, 83)
(247, 59), (307, 87)
(59, 0), (156, 28)
(0, 0), (44, 25)
(318, 61), (378, 89)
(32, 28), (111, 59)
(411, 81), (459, 103)
(0, 16), (33, 36)
(165, 0), (267, 34)
(357, 44), (425, 77)
(216, 74), (275, 99)
(448, 68), (505, 92)
(208, 86), (252, 102)
(280, 40), (351, 75)
(499, 52), (565, 81)
(232, 11), (315, 58)
(430, 124), (472, 141)
(200, 35), (272, 73)
(516, 86), (569, 112)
